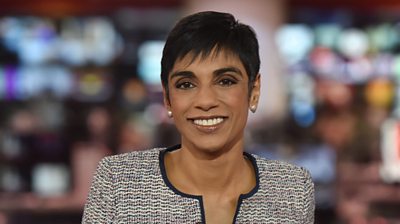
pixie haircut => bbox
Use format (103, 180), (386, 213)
(161, 11), (260, 100)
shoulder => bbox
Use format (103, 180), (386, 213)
(248, 154), (315, 222)
(252, 153), (310, 177)
(106, 147), (164, 163)
(97, 148), (165, 173)
(251, 154), (313, 188)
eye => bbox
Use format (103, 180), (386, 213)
(176, 81), (195, 89)
(218, 78), (237, 87)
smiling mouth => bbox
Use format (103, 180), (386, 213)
(192, 117), (224, 126)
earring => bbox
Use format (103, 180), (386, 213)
(167, 110), (173, 117)
(250, 105), (257, 113)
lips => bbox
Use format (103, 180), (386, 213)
(193, 117), (224, 126)
(188, 116), (227, 132)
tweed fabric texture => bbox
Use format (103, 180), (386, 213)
(82, 147), (315, 223)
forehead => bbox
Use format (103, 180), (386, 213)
(171, 48), (245, 72)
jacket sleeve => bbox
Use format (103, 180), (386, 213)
(302, 168), (315, 224)
(82, 157), (115, 223)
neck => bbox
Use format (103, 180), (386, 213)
(166, 141), (254, 196)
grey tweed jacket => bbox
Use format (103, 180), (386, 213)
(82, 145), (315, 223)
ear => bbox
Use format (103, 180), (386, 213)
(249, 74), (261, 111)
(162, 86), (171, 111)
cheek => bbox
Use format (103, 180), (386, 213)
(169, 91), (192, 115)
(220, 88), (249, 109)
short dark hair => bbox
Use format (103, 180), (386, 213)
(161, 11), (260, 101)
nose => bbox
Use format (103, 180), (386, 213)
(194, 85), (218, 111)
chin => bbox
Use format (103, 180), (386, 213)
(180, 128), (244, 157)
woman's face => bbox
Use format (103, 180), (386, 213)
(165, 50), (260, 156)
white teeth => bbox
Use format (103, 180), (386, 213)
(193, 118), (224, 126)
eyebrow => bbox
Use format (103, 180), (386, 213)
(170, 66), (243, 80)
(170, 71), (195, 80)
(213, 67), (243, 78)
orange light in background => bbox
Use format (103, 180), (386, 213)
(365, 79), (394, 109)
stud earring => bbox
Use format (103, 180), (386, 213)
(250, 105), (257, 113)
(167, 110), (173, 117)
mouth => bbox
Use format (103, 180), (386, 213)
(187, 116), (228, 130)
(192, 117), (225, 126)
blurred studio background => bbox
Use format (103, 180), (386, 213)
(0, 0), (400, 223)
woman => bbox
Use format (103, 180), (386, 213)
(82, 11), (315, 223)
